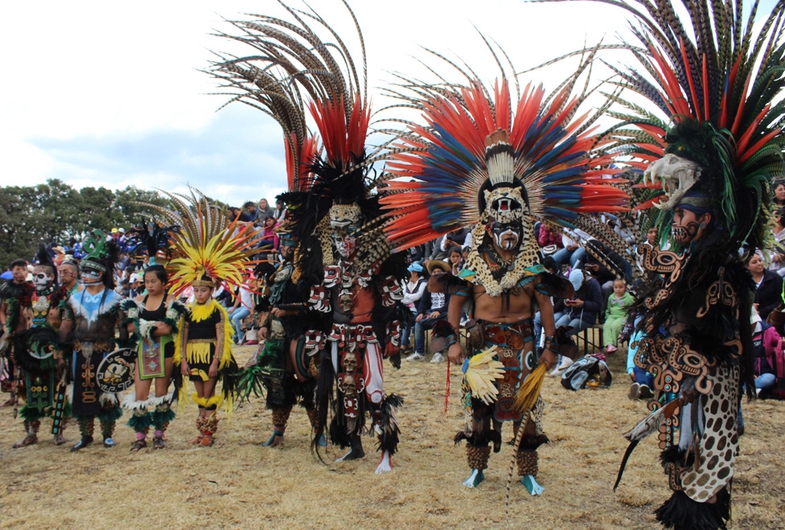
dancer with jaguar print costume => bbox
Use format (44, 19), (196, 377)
(572, 1), (785, 528)
(380, 48), (628, 491)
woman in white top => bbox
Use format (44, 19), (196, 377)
(400, 262), (427, 352)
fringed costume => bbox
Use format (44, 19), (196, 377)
(121, 292), (185, 451)
(210, 15), (324, 447)
(582, 1), (785, 528)
(209, 2), (408, 472)
(13, 247), (70, 447)
(57, 231), (127, 451)
(141, 187), (258, 447)
(180, 298), (238, 445)
(0, 272), (34, 406)
(239, 235), (323, 447)
(379, 47), (629, 491)
(120, 222), (183, 451)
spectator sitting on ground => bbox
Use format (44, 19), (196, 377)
(405, 260), (452, 363)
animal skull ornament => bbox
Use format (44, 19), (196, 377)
(644, 154), (702, 211)
(342, 374), (357, 396)
(342, 351), (358, 373)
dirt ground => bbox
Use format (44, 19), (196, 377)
(0, 342), (782, 530)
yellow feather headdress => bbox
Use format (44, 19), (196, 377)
(142, 187), (261, 295)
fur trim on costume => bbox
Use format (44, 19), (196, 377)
(99, 393), (119, 408)
(312, 349), (336, 455)
(375, 394), (404, 455)
(121, 394), (150, 411)
(97, 404), (123, 423)
(147, 391), (174, 407)
(192, 393), (223, 410)
(454, 429), (503, 453)
(19, 404), (46, 422)
(655, 487), (731, 530)
(519, 433), (549, 452)
(126, 410), (153, 432)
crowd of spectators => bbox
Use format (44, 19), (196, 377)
(3, 191), (785, 402)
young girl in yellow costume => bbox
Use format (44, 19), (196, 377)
(179, 276), (238, 446)
(143, 187), (259, 447)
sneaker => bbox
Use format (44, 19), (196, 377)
(605, 344), (617, 353)
(549, 356), (573, 377)
(638, 384), (654, 400)
(405, 352), (425, 361)
(430, 352), (445, 363)
(627, 382), (641, 400)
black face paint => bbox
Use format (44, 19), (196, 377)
(491, 220), (523, 251)
(671, 207), (702, 245)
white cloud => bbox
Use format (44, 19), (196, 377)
(3, 0), (773, 206)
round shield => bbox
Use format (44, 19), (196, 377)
(17, 327), (58, 372)
(96, 348), (136, 393)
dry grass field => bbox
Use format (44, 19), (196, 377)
(0, 342), (782, 530)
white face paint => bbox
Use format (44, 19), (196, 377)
(33, 268), (53, 291)
(491, 220), (522, 251)
(332, 223), (358, 259)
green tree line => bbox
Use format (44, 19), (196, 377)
(0, 179), (168, 268)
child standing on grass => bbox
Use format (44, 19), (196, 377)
(604, 278), (634, 353)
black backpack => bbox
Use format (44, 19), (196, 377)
(561, 354), (613, 391)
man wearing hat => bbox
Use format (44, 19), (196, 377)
(406, 260), (451, 362)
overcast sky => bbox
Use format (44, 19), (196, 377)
(0, 0), (775, 207)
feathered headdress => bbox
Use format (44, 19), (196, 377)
(379, 44), (629, 295)
(380, 48), (629, 241)
(34, 244), (58, 285)
(209, 13), (320, 195)
(595, 0), (785, 251)
(210, 1), (397, 275)
(141, 187), (261, 296)
(81, 230), (120, 289)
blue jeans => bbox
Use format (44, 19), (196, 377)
(552, 247), (586, 268)
(755, 373), (776, 390)
(414, 314), (446, 354)
(554, 313), (591, 337)
(401, 319), (414, 349)
(230, 307), (251, 342)
(632, 366), (654, 387)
